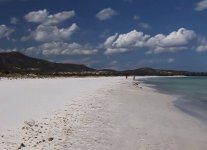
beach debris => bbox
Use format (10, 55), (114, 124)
(133, 82), (139, 86)
(48, 137), (54, 141)
(18, 143), (25, 149)
(24, 120), (35, 127)
(133, 82), (143, 89)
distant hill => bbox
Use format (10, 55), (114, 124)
(0, 52), (206, 76)
(121, 67), (207, 76)
(0, 52), (95, 74)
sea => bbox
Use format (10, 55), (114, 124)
(138, 76), (207, 123)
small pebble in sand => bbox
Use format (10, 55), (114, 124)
(18, 143), (25, 149)
(48, 137), (54, 141)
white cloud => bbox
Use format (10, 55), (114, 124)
(133, 15), (140, 20)
(139, 22), (151, 29)
(103, 33), (118, 48)
(0, 48), (17, 52)
(167, 58), (175, 63)
(0, 24), (14, 39)
(113, 30), (150, 48)
(148, 28), (196, 47)
(195, 0), (207, 11)
(196, 37), (207, 52)
(96, 8), (117, 21)
(25, 9), (75, 25)
(22, 23), (78, 42)
(25, 9), (48, 23)
(104, 28), (196, 54)
(105, 48), (130, 54)
(196, 44), (207, 52)
(10, 17), (19, 24)
(22, 41), (98, 56)
(104, 30), (150, 54)
(147, 28), (196, 53)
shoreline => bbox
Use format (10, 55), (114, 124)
(0, 77), (207, 149)
(138, 76), (207, 124)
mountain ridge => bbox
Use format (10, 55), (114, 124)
(0, 52), (206, 76)
(0, 51), (95, 74)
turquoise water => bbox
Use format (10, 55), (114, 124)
(139, 76), (207, 122)
(142, 76), (207, 102)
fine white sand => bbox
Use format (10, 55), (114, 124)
(0, 77), (207, 150)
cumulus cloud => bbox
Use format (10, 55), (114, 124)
(195, 0), (207, 11)
(104, 28), (197, 54)
(96, 8), (117, 21)
(103, 33), (118, 48)
(10, 17), (19, 24)
(196, 37), (207, 52)
(22, 23), (78, 42)
(0, 24), (14, 39)
(104, 30), (150, 54)
(147, 28), (196, 53)
(102, 33), (131, 54)
(22, 41), (98, 56)
(25, 9), (75, 25)
(113, 30), (150, 48)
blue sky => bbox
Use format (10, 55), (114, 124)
(0, 0), (207, 71)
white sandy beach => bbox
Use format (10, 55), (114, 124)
(0, 77), (207, 150)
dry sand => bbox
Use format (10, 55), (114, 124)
(0, 77), (207, 150)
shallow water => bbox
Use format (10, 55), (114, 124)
(140, 76), (207, 123)
(141, 76), (207, 102)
